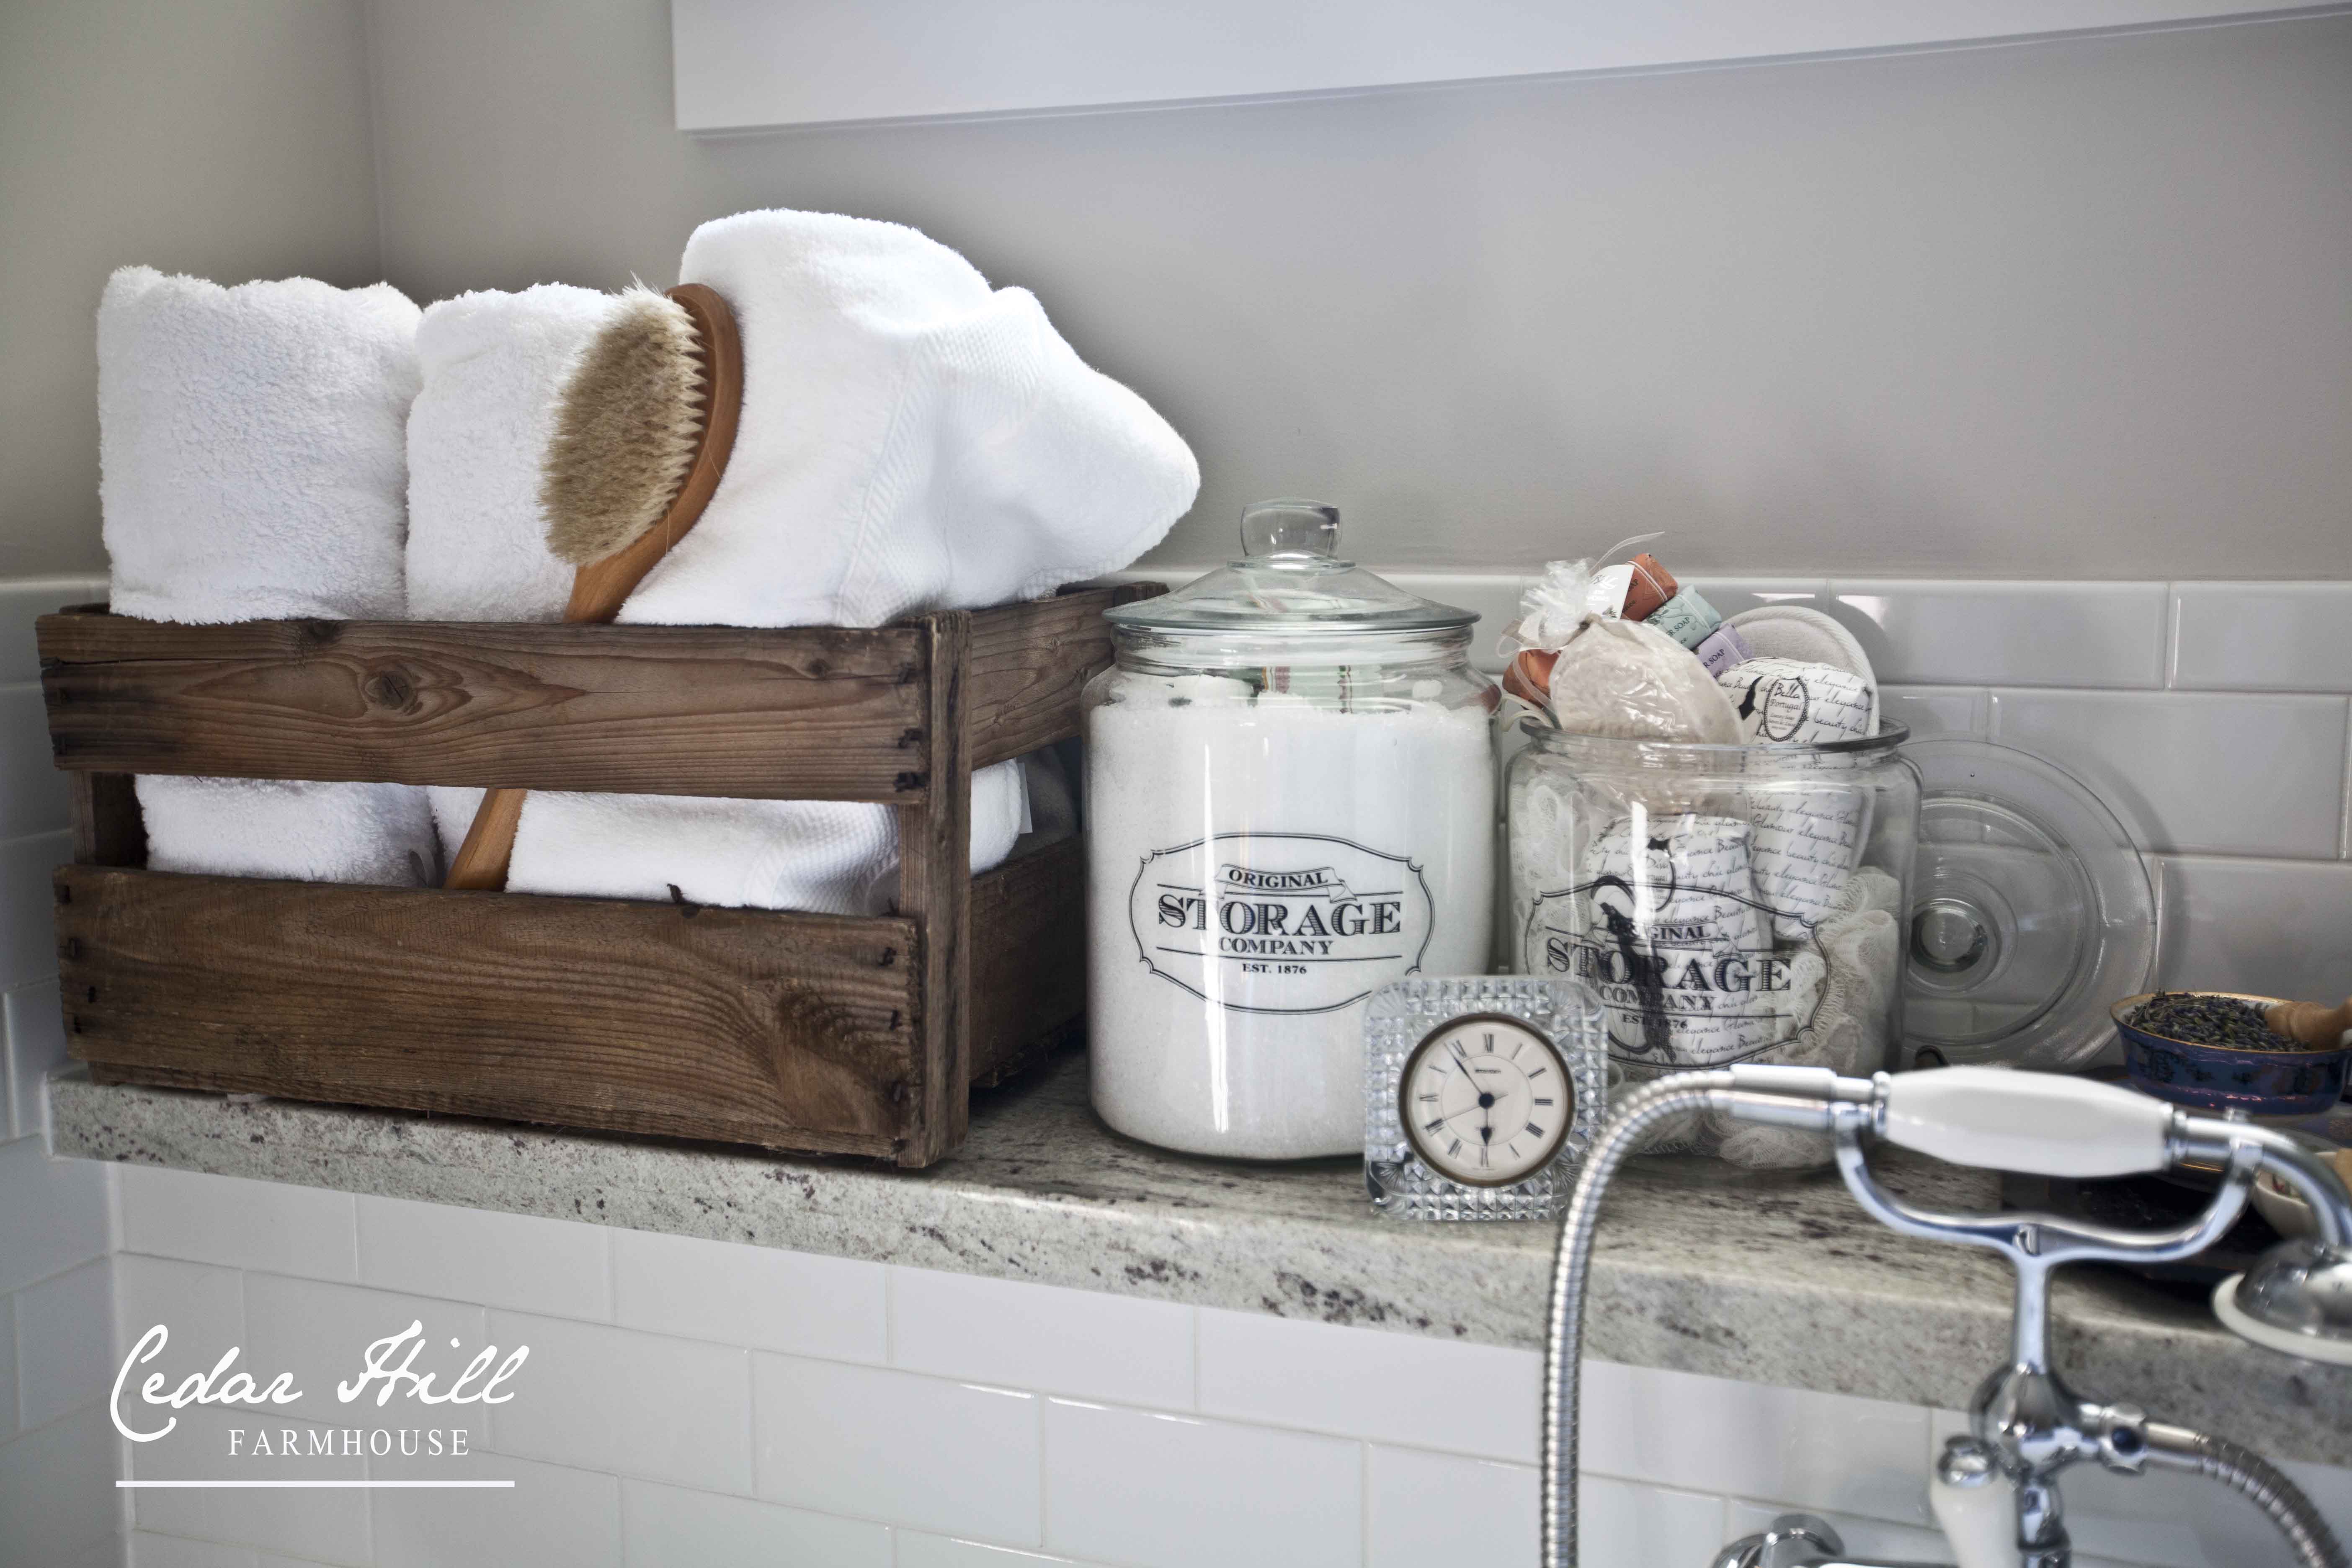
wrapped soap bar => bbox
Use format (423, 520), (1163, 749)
(1645, 588), (1721, 649)
(1718, 658), (1872, 745)
(1621, 553), (1678, 622)
(1693, 624), (1751, 677)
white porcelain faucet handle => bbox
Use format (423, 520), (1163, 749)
(1879, 1067), (2172, 1177)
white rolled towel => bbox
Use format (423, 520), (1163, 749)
(406, 285), (628, 623)
(409, 211), (1194, 913)
(400, 279), (1038, 912)
(97, 266), (437, 887)
(620, 207), (1201, 629)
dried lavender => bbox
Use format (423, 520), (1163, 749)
(2132, 991), (2282, 1051)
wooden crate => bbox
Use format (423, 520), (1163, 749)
(37, 585), (1156, 1167)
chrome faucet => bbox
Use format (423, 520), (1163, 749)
(1539, 1065), (2352, 1568)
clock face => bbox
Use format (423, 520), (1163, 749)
(1399, 1014), (1574, 1187)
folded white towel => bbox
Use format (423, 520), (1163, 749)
(139, 777), (441, 887)
(100, 266), (419, 622)
(475, 761), (1030, 915)
(97, 266), (437, 887)
(406, 285), (628, 622)
(620, 208), (1200, 629)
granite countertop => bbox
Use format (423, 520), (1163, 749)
(50, 1052), (2352, 1468)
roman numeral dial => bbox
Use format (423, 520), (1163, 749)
(1398, 1015), (1574, 1187)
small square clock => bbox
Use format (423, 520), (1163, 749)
(1364, 975), (1609, 1221)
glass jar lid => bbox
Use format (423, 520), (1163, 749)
(1903, 738), (2158, 1072)
(1106, 500), (1478, 634)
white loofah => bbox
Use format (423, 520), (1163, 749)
(1547, 617), (1742, 743)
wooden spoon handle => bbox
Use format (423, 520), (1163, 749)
(2267, 998), (2352, 1048)
(443, 283), (743, 893)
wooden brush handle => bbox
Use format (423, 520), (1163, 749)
(2268, 997), (2352, 1048)
(444, 787), (527, 891)
(443, 283), (745, 892)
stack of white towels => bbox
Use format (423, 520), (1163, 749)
(97, 210), (1200, 912)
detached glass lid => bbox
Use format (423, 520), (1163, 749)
(1106, 500), (1477, 634)
(1903, 738), (2157, 1072)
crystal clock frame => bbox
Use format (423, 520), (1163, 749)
(1364, 975), (1608, 1221)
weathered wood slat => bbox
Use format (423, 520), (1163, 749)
(968, 836), (1086, 1085)
(56, 866), (923, 1159)
(897, 613), (973, 1167)
(964, 583), (1163, 769)
(38, 616), (931, 800)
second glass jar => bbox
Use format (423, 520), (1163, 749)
(1506, 724), (1919, 1169)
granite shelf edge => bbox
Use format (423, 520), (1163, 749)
(47, 1067), (2352, 1469)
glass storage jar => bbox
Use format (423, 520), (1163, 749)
(1084, 501), (1497, 1158)
(1506, 723), (1919, 1169)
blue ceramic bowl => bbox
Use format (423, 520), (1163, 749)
(2112, 991), (2351, 1116)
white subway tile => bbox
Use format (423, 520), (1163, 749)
(116, 1254), (245, 1393)
(0, 579), (105, 686)
(0, 829), (72, 991)
(1828, 580), (2167, 688)
(484, 1310), (750, 1493)
(1581, 1361), (1931, 1525)
(620, 1478), (891, 1568)
(2173, 583), (2352, 694)
(2156, 855), (2352, 1001)
(753, 1354), (1039, 1544)
(131, 1534), (263, 1568)
(613, 1228), (885, 1363)
(1581, 1474), (1728, 1568)
(0, 1405), (124, 1566)
(0, 1295), (15, 1442)
(15, 1256), (112, 1430)
(1386, 574), (1528, 670)
(358, 1193), (609, 1320)
(895, 1534), (1087, 1566)
(1196, 1307), (1541, 1462)
(373, 1448), (621, 1568)
(1683, 578), (1831, 620)
(242, 1272), (488, 1435)
(1989, 689), (2349, 857)
(1879, 683), (1986, 738)
(2013, 1439), (2352, 1568)
(891, 1267), (1191, 1408)
(1724, 1501), (1950, 1564)
(0, 685), (69, 842)
(122, 1165), (353, 1281)
(0, 1130), (113, 1294)
(1365, 1444), (1542, 1568)
(5, 978), (69, 1140)
(129, 1406), (366, 1566)
(1043, 1398), (1360, 1568)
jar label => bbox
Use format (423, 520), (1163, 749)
(1520, 815), (1823, 1068)
(1128, 832), (1435, 1014)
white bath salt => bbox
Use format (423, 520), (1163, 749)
(1087, 687), (1495, 1158)
(1518, 812), (1805, 1072)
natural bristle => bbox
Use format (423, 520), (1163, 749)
(542, 287), (705, 566)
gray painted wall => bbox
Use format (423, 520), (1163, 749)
(5, 4), (2348, 578)
(0, 0), (382, 577)
(366, 0), (2352, 578)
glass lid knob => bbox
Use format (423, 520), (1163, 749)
(1240, 498), (1340, 560)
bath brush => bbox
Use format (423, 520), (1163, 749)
(444, 282), (743, 892)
